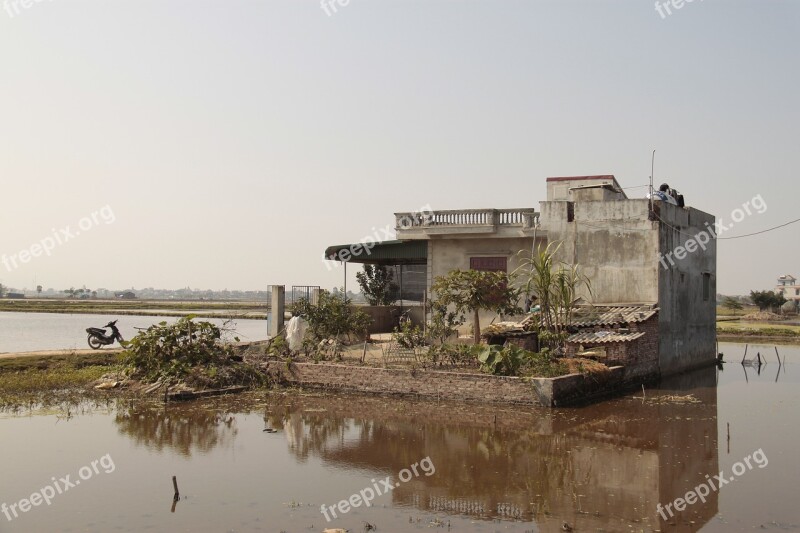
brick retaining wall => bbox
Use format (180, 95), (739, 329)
(267, 362), (630, 407)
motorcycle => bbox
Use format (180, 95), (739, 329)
(86, 320), (124, 349)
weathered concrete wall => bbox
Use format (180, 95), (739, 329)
(540, 199), (659, 304)
(546, 176), (624, 201)
(531, 366), (625, 406)
(428, 236), (542, 334)
(656, 202), (717, 375)
(539, 198), (716, 375)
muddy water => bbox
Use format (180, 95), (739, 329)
(0, 342), (797, 532)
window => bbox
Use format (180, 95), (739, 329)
(470, 256), (507, 273)
(702, 273), (711, 302)
(796, 289), (799, 296)
(470, 256), (508, 305)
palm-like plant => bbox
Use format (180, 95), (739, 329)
(512, 242), (592, 346)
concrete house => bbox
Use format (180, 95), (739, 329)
(326, 175), (717, 378)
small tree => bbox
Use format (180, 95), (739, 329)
(430, 269), (521, 344)
(356, 265), (399, 306)
(722, 296), (743, 316)
(0, 283), (5, 298)
(750, 290), (786, 312)
(36, 285), (42, 297)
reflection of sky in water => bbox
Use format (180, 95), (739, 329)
(0, 342), (797, 532)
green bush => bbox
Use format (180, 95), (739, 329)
(120, 316), (263, 388)
(392, 320), (426, 348)
(476, 344), (568, 377)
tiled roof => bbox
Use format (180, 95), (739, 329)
(569, 305), (658, 327)
(566, 331), (646, 344)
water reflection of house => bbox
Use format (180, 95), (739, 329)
(275, 367), (719, 532)
(325, 175), (717, 378)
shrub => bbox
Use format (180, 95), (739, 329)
(293, 290), (371, 343)
(392, 320), (425, 349)
(120, 316), (263, 388)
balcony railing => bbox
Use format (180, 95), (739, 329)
(395, 208), (539, 232)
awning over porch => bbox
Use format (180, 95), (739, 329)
(324, 239), (427, 265)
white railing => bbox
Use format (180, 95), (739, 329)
(395, 208), (539, 230)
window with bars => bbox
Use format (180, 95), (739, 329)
(469, 256), (507, 273)
(470, 256), (508, 305)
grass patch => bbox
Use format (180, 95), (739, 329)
(0, 352), (119, 372)
(716, 321), (800, 337)
(0, 352), (122, 407)
(0, 364), (109, 394)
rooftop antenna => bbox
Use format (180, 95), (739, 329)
(649, 149), (655, 213)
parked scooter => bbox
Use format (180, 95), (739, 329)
(86, 320), (124, 349)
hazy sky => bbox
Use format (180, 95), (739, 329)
(1, 0), (798, 295)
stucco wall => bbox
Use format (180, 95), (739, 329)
(540, 198), (716, 375)
(540, 199), (659, 304)
(656, 202), (717, 374)
(428, 236), (540, 334)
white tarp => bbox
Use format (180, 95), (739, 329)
(285, 316), (308, 352)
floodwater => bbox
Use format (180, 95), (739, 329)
(0, 312), (268, 353)
(0, 342), (797, 532)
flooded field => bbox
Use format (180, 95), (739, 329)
(0, 342), (797, 532)
(0, 312), (268, 353)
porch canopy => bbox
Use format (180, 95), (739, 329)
(324, 239), (426, 266)
(324, 240), (427, 303)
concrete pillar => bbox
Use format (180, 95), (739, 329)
(270, 285), (285, 337)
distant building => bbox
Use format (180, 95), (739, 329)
(116, 291), (137, 299)
(5, 292), (25, 299)
(776, 274), (800, 304)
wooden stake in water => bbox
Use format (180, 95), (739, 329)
(172, 476), (180, 501)
(727, 423), (730, 454)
